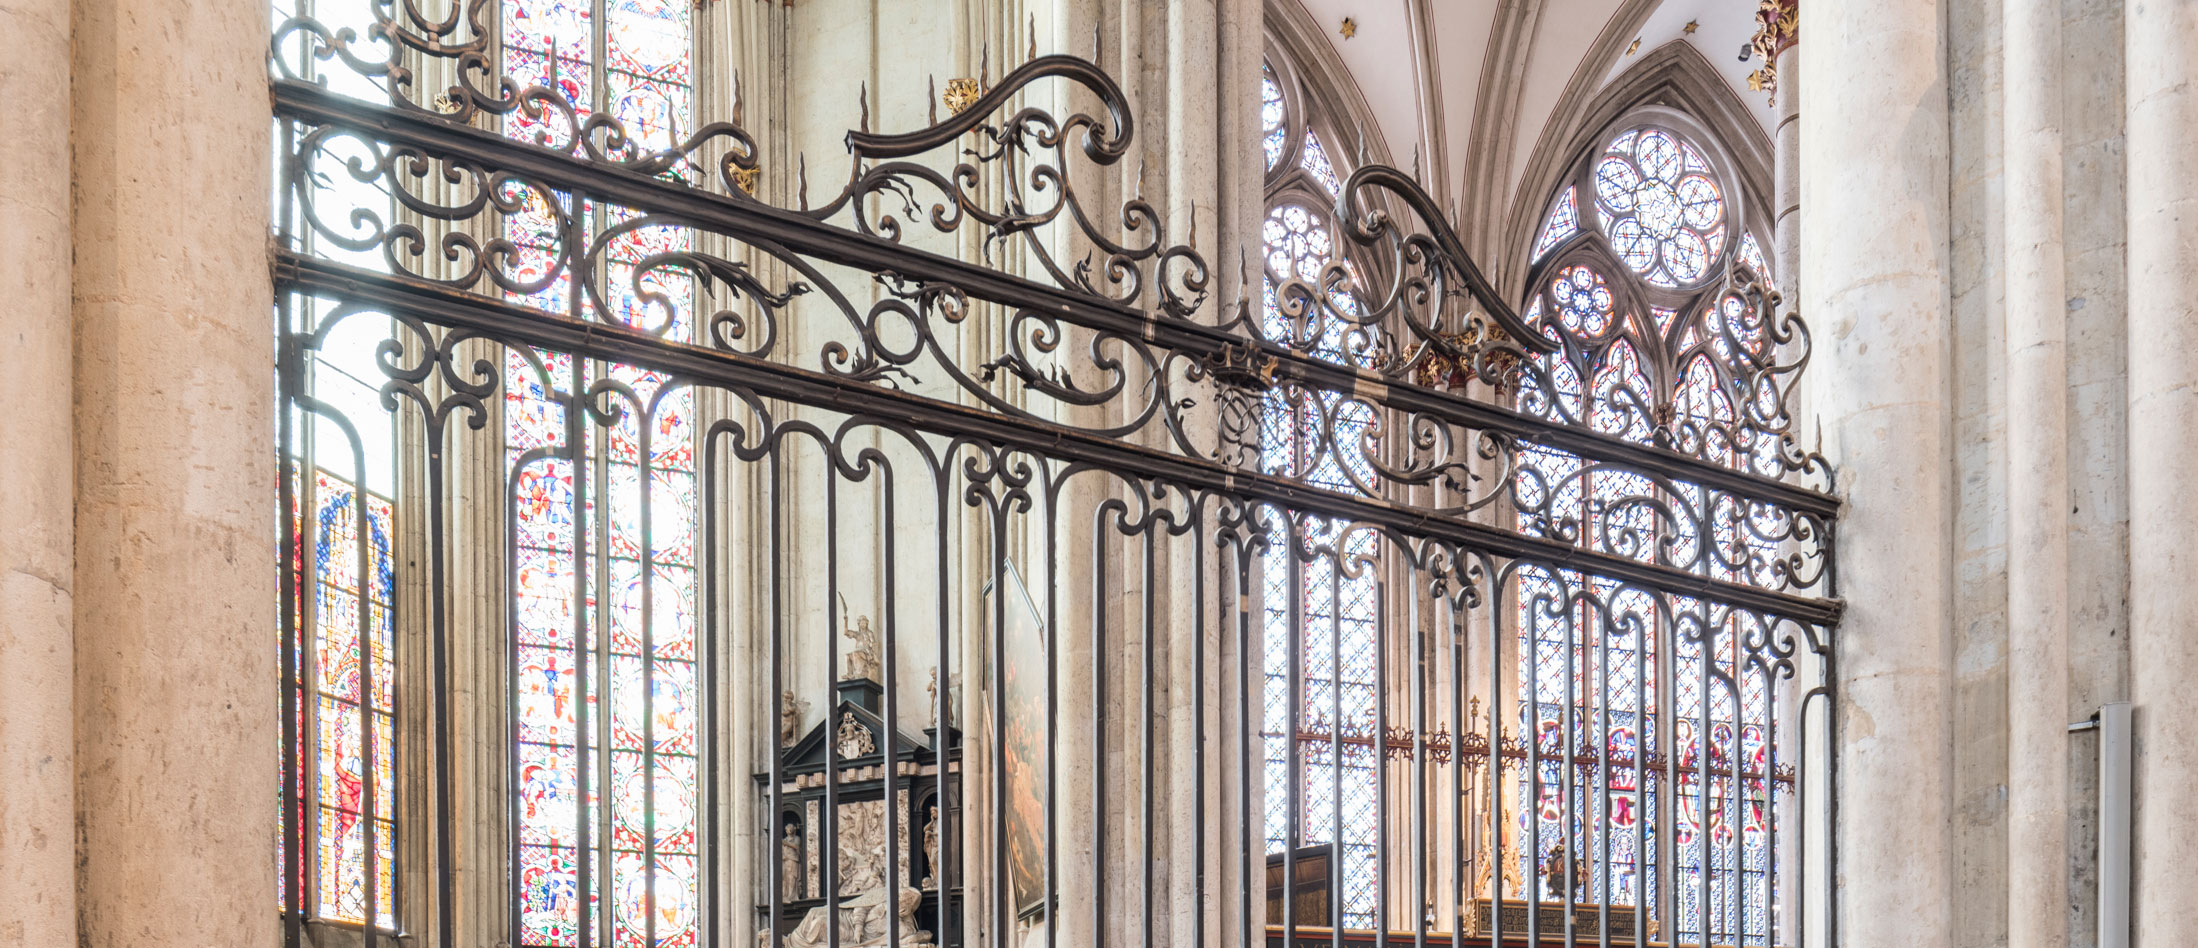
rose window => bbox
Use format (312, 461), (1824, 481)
(1591, 128), (1726, 287)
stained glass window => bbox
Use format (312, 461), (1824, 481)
(1515, 120), (1784, 943)
(1531, 187), (1580, 262)
(288, 467), (399, 929)
(503, 3), (701, 946)
(1589, 129), (1725, 288)
(1257, 59), (1380, 931)
(275, 0), (405, 920)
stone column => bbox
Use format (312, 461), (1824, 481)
(71, 0), (276, 946)
(1772, 42), (1799, 300)
(2003, 4), (2069, 948)
(0, 0), (75, 943)
(2126, 1), (2198, 943)
(1799, 2), (1955, 947)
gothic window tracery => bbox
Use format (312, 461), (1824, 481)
(501, 2), (703, 945)
(1513, 119), (1784, 944)
(1256, 58), (1381, 933)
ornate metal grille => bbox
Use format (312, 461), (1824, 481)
(269, 6), (1838, 948)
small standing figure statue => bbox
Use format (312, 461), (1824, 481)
(925, 667), (941, 729)
(843, 614), (881, 683)
(781, 690), (809, 747)
(921, 805), (941, 889)
(782, 822), (805, 901)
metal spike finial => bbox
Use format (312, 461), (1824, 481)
(1091, 22), (1101, 63)
(1187, 204), (1198, 248)
(980, 44), (990, 86)
(1135, 158), (1145, 200)
(731, 70), (745, 126)
(1411, 145), (1421, 184)
(798, 153), (810, 210)
(1356, 128), (1368, 165)
(859, 82), (870, 133)
(1027, 15), (1036, 61)
(928, 75), (938, 125)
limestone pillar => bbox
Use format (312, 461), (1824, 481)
(0, 0), (75, 943)
(1772, 42), (1799, 301)
(2003, 3), (2069, 948)
(1799, 1), (1954, 946)
(2126, 1), (2198, 943)
(71, 0), (276, 946)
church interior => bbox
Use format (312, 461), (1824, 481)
(2, 1), (2194, 947)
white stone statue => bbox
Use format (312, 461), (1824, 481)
(782, 823), (805, 901)
(781, 691), (809, 747)
(778, 801), (932, 948)
(921, 805), (940, 889)
(779, 885), (933, 948)
(843, 615), (880, 683)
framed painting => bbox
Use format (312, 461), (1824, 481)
(985, 561), (1050, 921)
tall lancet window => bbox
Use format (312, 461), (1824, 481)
(1257, 60), (1381, 932)
(501, 3), (703, 946)
(1514, 121), (1785, 945)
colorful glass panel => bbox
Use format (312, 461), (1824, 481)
(1531, 187), (1580, 262)
(289, 468), (399, 929)
(504, 2), (697, 943)
(1589, 128), (1726, 288)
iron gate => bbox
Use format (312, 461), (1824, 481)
(270, 6), (1839, 948)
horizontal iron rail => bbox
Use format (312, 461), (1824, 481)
(272, 79), (1841, 523)
(275, 250), (1845, 627)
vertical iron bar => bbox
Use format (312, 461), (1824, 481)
(1523, 577), (1539, 948)
(767, 457), (786, 948)
(1234, 532), (1253, 948)
(1695, 603), (1710, 947)
(1444, 598), (1462, 948)
(1596, 597), (1611, 948)
(277, 297), (304, 948)
(354, 414), (382, 948)
(428, 402), (457, 948)
(1406, 578), (1422, 948)
(824, 467), (841, 948)
(1088, 510), (1108, 948)
(989, 496), (1010, 948)
(1283, 515), (1302, 948)
(1560, 585), (1576, 948)
(702, 427), (721, 948)
(1633, 603), (1647, 948)
(1141, 524), (1156, 948)
(1192, 510), (1207, 948)
(639, 391), (659, 948)
(932, 458), (953, 948)
(569, 347), (593, 948)
(1371, 568), (1389, 948)
(1042, 474), (1059, 948)
(883, 465), (903, 948)
(1485, 597), (1503, 948)
(1326, 545), (1341, 945)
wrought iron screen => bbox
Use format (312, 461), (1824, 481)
(270, 6), (1839, 948)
